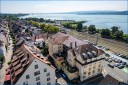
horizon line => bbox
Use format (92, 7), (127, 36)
(1, 10), (128, 14)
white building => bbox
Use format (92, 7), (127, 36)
(10, 44), (56, 85)
(67, 44), (105, 81)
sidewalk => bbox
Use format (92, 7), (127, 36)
(0, 38), (13, 84)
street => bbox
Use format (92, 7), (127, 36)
(0, 36), (13, 84)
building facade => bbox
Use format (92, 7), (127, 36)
(10, 44), (56, 85)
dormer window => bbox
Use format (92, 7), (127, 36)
(92, 51), (97, 57)
(87, 52), (93, 59)
(82, 53), (87, 60)
(85, 48), (88, 52)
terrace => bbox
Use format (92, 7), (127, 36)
(61, 61), (79, 80)
(62, 62), (78, 73)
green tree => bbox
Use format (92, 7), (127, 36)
(77, 22), (83, 31)
(29, 20), (39, 28)
(123, 34), (128, 43)
(88, 25), (96, 34)
(7, 61), (12, 65)
(96, 29), (102, 33)
(39, 18), (44, 22)
(40, 23), (45, 29)
(111, 26), (119, 34)
(83, 26), (88, 32)
(0, 54), (5, 63)
(44, 25), (60, 33)
(114, 30), (123, 40)
(101, 29), (111, 38)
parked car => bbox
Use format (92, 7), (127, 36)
(120, 55), (126, 58)
(108, 64), (114, 68)
(108, 59), (112, 62)
(117, 59), (122, 63)
(121, 62), (126, 65)
(114, 64), (120, 67)
(118, 65), (124, 69)
(60, 73), (67, 79)
(124, 57), (128, 60)
(126, 63), (128, 67)
(114, 52), (120, 56)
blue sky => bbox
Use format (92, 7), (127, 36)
(1, 0), (127, 13)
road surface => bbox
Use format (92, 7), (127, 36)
(0, 36), (13, 84)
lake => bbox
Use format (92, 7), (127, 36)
(21, 14), (128, 34)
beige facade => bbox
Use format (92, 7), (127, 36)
(67, 50), (76, 67)
(48, 43), (63, 57)
(75, 59), (103, 81)
(48, 32), (105, 81)
(61, 62), (79, 80)
(67, 44), (105, 81)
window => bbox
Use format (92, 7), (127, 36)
(98, 68), (100, 72)
(93, 66), (95, 69)
(47, 77), (50, 81)
(88, 72), (91, 75)
(23, 81), (28, 85)
(44, 68), (47, 72)
(35, 65), (38, 69)
(84, 72), (86, 74)
(37, 82), (41, 85)
(83, 76), (86, 79)
(99, 64), (101, 67)
(93, 70), (95, 74)
(34, 71), (40, 76)
(46, 72), (50, 76)
(47, 82), (51, 85)
(36, 76), (40, 81)
(26, 75), (30, 79)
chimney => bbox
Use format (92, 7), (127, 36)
(75, 42), (77, 47)
(70, 42), (72, 49)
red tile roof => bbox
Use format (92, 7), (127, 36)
(31, 33), (48, 42)
(49, 32), (86, 48)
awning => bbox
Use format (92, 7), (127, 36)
(5, 75), (11, 81)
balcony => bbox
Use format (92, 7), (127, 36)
(61, 62), (79, 80)
(62, 62), (78, 73)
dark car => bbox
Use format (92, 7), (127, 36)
(117, 59), (122, 63)
(121, 62), (126, 65)
(126, 64), (128, 67)
(120, 55), (126, 58)
(124, 57), (128, 60)
(60, 73), (67, 79)
(118, 65), (124, 69)
(108, 64), (114, 68)
(114, 64), (120, 67)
